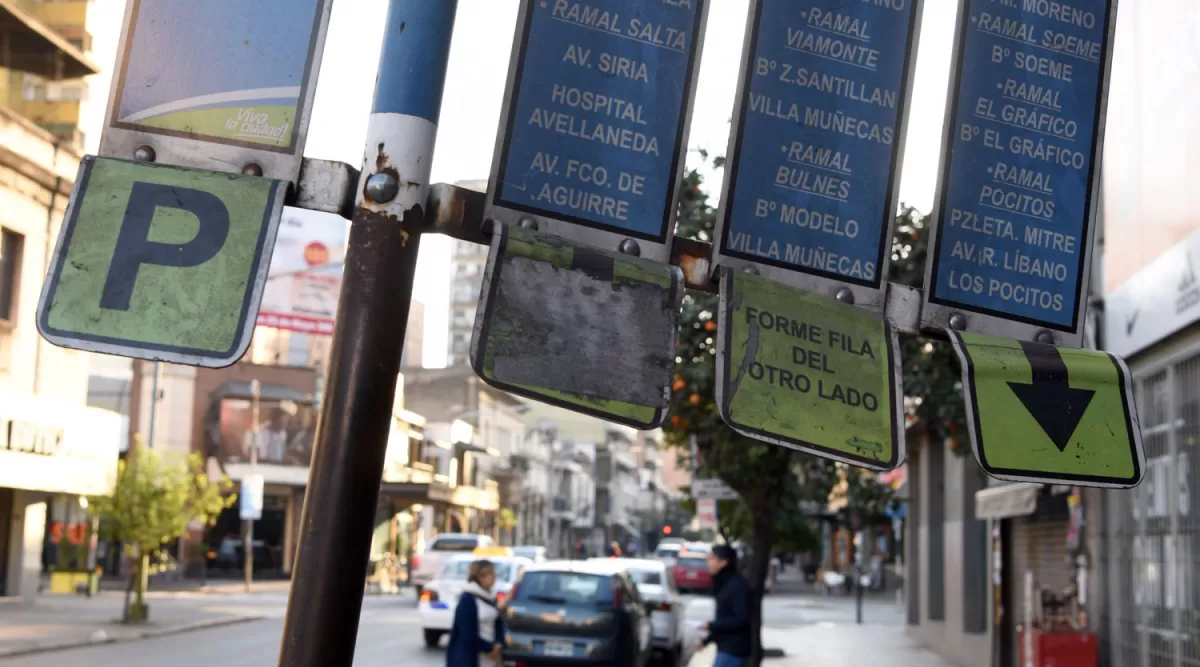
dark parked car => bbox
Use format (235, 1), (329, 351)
(502, 560), (653, 666)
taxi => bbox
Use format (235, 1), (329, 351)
(471, 546), (513, 557)
(418, 552), (531, 648)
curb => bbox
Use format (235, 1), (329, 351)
(0, 614), (266, 659)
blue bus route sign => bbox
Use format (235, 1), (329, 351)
(712, 0), (922, 306)
(922, 0), (1116, 343)
(487, 0), (707, 261)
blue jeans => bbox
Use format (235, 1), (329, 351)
(714, 652), (747, 667)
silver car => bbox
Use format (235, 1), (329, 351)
(594, 558), (686, 666)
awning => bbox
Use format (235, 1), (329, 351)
(974, 483), (1042, 520)
(0, 0), (99, 80)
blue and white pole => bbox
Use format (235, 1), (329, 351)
(357, 0), (458, 220)
(279, 3), (458, 666)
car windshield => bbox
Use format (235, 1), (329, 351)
(511, 548), (540, 560)
(430, 537), (481, 552)
(655, 547), (679, 556)
(440, 560), (516, 581)
(677, 557), (707, 569)
(512, 571), (613, 605)
(627, 569), (663, 586)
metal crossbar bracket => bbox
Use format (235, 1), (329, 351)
(293, 176), (925, 335)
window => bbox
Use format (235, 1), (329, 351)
(513, 572), (613, 605)
(440, 559), (516, 581)
(430, 536), (483, 552)
(0, 230), (22, 323)
(627, 568), (663, 586)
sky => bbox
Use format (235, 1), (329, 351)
(301, 0), (959, 368)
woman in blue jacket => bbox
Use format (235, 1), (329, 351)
(446, 559), (505, 667)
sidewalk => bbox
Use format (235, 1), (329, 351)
(688, 624), (955, 667)
(0, 592), (265, 659)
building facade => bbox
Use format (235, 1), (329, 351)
(1093, 3), (1200, 667)
(0, 0), (129, 602)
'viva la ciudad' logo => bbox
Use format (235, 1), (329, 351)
(224, 107), (291, 142)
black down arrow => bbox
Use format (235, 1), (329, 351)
(1006, 341), (1096, 452)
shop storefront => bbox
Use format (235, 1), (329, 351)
(0, 391), (122, 600)
(201, 380), (316, 578)
(1102, 236), (1200, 667)
(976, 482), (1091, 667)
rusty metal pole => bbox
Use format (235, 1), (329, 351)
(277, 2), (458, 665)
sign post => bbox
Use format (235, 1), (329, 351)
(919, 0), (1117, 347)
(710, 0), (923, 310)
(278, 3), (458, 665)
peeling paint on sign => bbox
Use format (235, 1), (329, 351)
(470, 224), (683, 429)
(716, 269), (904, 470)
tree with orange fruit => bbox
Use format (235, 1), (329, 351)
(663, 157), (965, 667)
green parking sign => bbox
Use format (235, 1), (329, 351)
(717, 270), (904, 471)
(37, 157), (287, 367)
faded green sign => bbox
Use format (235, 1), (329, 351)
(471, 224), (683, 429)
(948, 331), (1145, 488)
(717, 270), (903, 470)
(37, 156), (287, 367)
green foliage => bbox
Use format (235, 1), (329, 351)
(90, 447), (235, 556)
(89, 446), (234, 621)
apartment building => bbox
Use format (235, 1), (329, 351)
(0, 0), (126, 601)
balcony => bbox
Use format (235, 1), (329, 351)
(0, 0), (98, 80)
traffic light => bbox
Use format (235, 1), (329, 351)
(662, 525), (672, 535)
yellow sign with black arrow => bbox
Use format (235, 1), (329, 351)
(947, 331), (1145, 489)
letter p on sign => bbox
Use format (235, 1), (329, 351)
(38, 157), (288, 367)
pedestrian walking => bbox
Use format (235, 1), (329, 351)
(445, 559), (505, 667)
(697, 544), (752, 667)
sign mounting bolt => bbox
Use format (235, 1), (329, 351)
(1035, 330), (1055, 345)
(364, 172), (399, 203)
(518, 217), (538, 230)
(835, 288), (855, 305)
(619, 239), (641, 257)
(949, 313), (967, 331)
(133, 145), (156, 162)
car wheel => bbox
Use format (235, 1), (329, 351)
(422, 629), (442, 648)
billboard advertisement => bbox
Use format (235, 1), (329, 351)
(216, 397), (317, 467)
(256, 210), (348, 335)
(111, 0), (325, 150)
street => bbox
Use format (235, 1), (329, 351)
(0, 589), (912, 667)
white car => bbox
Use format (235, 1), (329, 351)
(511, 545), (547, 562)
(653, 543), (682, 567)
(411, 533), (493, 593)
(593, 558), (686, 666)
(418, 554), (531, 648)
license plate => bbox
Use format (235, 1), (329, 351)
(687, 571), (697, 579)
(651, 611), (670, 638)
(542, 640), (574, 657)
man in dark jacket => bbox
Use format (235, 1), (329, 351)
(698, 544), (752, 667)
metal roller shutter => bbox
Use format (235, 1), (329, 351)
(1008, 512), (1070, 667)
